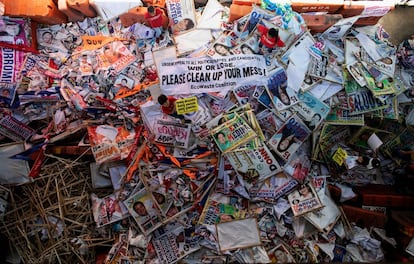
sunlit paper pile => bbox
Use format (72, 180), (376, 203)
(0, 0), (413, 263)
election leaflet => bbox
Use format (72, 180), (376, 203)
(226, 144), (281, 182)
(210, 113), (256, 153)
(266, 67), (299, 111)
(87, 125), (137, 163)
(91, 192), (129, 228)
(292, 91), (330, 131)
(343, 70), (388, 116)
(96, 41), (135, 72)
(166, 0), (197, 36)
(153, 120), (191, 149)
(268, 115), (311, 162)
(287, 182), (323, 217)
(123, 189), (163, 235)
(249, 172), (298, 203)
(152, 223), (200, 264)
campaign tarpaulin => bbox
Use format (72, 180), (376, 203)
(159, 55), (267, 95)
(0, 48), (25, 83)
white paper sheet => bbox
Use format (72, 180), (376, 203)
(197, 0), (226, 30)
(309, 81), (343, 102)
(90, 0), (143, 21)
(356, 32), (382, 62)
(174, 29), (213, 55)
(367, 133), (383, 151)
(96, 125), (119, 141)
(287, 61), (308, 93)
(216, 218), (261, 251)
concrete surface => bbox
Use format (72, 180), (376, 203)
(379, 5), (414, 45)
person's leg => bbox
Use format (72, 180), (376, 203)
(154, 27), (162, 38)
(258, 42), (264, 55)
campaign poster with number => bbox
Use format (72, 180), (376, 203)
(266, 67), (299, 111)
(267, 115), (311, 162)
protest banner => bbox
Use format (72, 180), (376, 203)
(159, 55), (267, 95)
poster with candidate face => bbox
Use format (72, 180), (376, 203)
(267, 115), (311, 162)
(123, 189), (163, 235)
(266, 67), (299, 111)
(166, 0), (196, 35)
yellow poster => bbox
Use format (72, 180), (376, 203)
(332, 147), (347, 166)
(175, 96), (198, 115)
